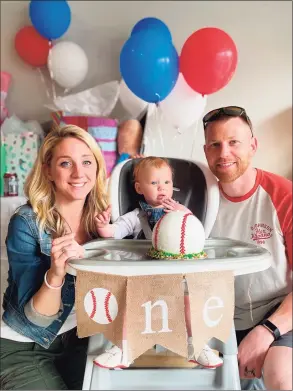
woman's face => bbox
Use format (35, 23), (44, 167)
(47, 137), (97, 204)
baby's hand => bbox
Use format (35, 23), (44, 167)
(161, 197), (190, 213)
(95, 205), (112, 229)
(130, 154), (144, 159)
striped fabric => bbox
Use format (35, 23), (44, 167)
(51, 111), (118, 177)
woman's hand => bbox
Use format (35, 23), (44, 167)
(50, 233), (85, 280)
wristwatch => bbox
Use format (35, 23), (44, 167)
(259, 319), (281, 340)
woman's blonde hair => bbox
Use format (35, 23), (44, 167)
(24, 125), (108, 237)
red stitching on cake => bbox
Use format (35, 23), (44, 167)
(154, 214), (167, 250)
(90, 290), (97, 319)
(180, 213), (193, 254)
(105, 291), (113, 323)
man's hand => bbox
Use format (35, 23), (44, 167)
(238, 325), (274, 379)
(161, 197), (191, 213)
(131, 154), (144, 159)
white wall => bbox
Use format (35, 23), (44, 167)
(1, 1), (292, 178)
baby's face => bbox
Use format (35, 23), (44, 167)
(135, 165), (173, 207)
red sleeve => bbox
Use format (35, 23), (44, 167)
(260, 170), (292, 269)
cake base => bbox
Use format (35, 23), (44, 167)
(147, 246), (207, 260)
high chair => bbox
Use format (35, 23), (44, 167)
(66, 158), (271, 390)
(109, 158), (220, 238)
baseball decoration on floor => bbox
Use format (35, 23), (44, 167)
(148, 211), (207, 259)
(84, 288), (118, 324)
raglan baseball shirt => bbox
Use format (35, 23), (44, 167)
(210, 168), (292, 330)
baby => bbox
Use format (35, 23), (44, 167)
(95, 156), (187, 240)
(94, 157), (223, 369)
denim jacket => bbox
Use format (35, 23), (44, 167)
(2, 204), (75, 349)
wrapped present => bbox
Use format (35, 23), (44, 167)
(52, 112), (118, 177)
(3, 132), (39, 196)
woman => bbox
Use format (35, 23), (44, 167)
(0, 125), (108, 390)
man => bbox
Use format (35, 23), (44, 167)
(203, 106), (292, 390)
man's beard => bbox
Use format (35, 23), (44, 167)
(209, 159), (250, 183)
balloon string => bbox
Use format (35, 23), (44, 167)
(37, 67), (51, 100)
(178, 128), (185, 157)
(190, 119), (199, 159)
(146, 105), (155, 154)
(48, 44), (57, 102)
(150, 107), (156, 154)
(155, 104), (165, 156)
(51, 79), (57, 102)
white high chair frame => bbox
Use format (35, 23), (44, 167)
(109, 159), (220, 238)
(79, 159), (270, 390)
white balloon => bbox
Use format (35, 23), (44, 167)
(48, 41), (88, 89)
(119, 79), (148, 118)
(159, 73), (207, 129)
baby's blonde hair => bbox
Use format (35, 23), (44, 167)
(24, 125), (108, 237)
(133, 156), (173, 182)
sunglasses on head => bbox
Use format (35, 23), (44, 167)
(203, 106), (253, 136)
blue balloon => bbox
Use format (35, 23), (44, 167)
(120, 30), (179, 103)
(131, 17), (172, 42)
(29, 0), (71, 40)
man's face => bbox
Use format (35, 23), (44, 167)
(203, 117), (257, 183)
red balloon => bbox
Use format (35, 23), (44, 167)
(180, 27), (238, 95)
(15, 26), (50, 67)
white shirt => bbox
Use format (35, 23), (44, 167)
(211, 169), (292, 330)
(113, 209), (143, 239)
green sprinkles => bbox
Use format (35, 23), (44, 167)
(147, 247), (207, 260)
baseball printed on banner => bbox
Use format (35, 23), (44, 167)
(84, 288), (118, 324)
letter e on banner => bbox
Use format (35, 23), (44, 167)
(203, 296), (224, 327)
(186, 271), (234, 358)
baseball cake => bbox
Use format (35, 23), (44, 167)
(147, 211), (207, 259)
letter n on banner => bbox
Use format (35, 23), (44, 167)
(125, 274), (187, 362)
(186, 271), (234, 359)
(75, 270), (127, 350)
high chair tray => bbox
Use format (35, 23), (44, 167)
(66, 238), (271, 277)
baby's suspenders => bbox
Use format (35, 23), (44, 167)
(137, 210), (152, 240)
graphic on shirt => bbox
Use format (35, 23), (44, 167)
(250, 223), (273, 245)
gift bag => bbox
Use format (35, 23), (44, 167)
(0, 141), (7, 196)
(52, 111), (118, 177)
(3, 132), (39, 196)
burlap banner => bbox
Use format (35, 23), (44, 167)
(186, 271), (234, 359)
(125, 274), (187, 362)
(75, 270), (127, 349)
(75, 270), (234, 362)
